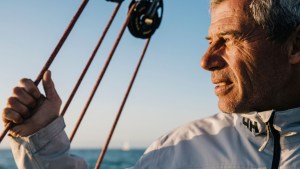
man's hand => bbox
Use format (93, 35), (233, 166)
(2, 70), (62, 137)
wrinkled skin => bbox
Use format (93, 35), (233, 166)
(201, 0), (300, 113)
(2, 0), (300, 138)
(2, 71), (61, 137)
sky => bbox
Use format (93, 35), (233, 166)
(0, 0), (219, 149)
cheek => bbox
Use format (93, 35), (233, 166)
(225, 43), (259, 96)
(227, 43), (254, 71)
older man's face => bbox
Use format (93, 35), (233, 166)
(201, 0), (292, 113)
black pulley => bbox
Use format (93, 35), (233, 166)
(128, 0), (163, 39)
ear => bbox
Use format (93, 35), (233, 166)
(289, 25), (300, 64)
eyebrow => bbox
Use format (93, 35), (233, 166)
(205, 30), (242, 40)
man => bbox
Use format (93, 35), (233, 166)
(2, 0), (300, 168)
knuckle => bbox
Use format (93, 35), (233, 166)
(12, 114), (23, 124)
(26, 86), (36, 96)
(2, 115), (10, 124)
(3, 108), (11, 116)
(2, 108), (9, 120)
(28, 99), (37, 108)
(21, 112), (31, 119)
(19, 78), (30, 85)
(31, 89), (40, 100)
(12, 87), (22, 95)
(2, 108), (23, 124)
(7, 97), (17, 106)
(2, 107), (10, 115)
(20, 78), (40, 98)
(19, 106), (30, 117)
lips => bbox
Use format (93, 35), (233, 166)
(212, 71), (233, 95)
(211, 71), (234, 95)
(213, 80), (233, 96)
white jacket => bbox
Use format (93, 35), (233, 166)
(130, 108), (300, 169)
(10, 107), (300, 169)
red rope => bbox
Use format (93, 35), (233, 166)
(69, 4), (136, 142)
(94, 38), (151, 169)
(0, 0), (89, 144)
(60, 3), (122, 117)
(0, 123), (14, 143)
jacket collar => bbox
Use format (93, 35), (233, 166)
(239, 107), (300, 148)
(240, 107), (300, 134)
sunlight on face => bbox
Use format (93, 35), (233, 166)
(201, 0), (292, 113)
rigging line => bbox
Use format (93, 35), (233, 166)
(60, 2), (122, 117)
(34, 0), (89, 86)
(94, 38), (151, 169)
(69, 4), (136, 142)
(0, 0), (89, 144)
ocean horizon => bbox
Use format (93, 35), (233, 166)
(0, 148), (145, 169)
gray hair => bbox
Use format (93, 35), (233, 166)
(210, 0), (300, 41)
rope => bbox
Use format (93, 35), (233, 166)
(0, 0), (89, 143)
(94, 38), (151, 169)
(60, 2), (122, 117)
(2, 1), (162, 167)
(69, 3), (137, 142)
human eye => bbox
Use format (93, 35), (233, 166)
(222, 35), (232, 42)
(222, 35), (237, 46)
(215, 37), (228, 46)
(224, 37), (230, 42)
(205, 36), (212, 45)
(218, 31), (241, 44)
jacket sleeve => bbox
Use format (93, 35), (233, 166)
(9, 117), (88, 169)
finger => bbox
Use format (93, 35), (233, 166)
(19, 78), (41, 99)
(8, 128), (20, 138)
(12, 87), (37, 109)
(9, 124), (34, 137)
(6, 97), (31, 119)
(8, 124), (23, 137)
(2, 108), (23, 124)
(42, 70), (61, 103)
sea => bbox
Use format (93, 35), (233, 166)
(0, 149), (145, 169)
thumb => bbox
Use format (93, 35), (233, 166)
(42, 70), (60, 101)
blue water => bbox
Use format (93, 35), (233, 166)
(0, 149), (145, 169)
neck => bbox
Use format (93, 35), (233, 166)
(273, 67), (300, 111)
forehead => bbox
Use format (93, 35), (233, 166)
(209, 0), (251, 35)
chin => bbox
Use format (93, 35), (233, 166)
(218, 100), (248, 114)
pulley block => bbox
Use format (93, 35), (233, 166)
(128, 0), (163, 39)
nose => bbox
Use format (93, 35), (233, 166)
(200, 45), (226, 71)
